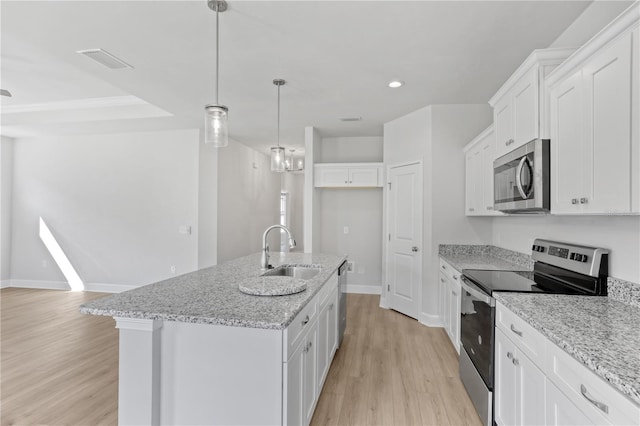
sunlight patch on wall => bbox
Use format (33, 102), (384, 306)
(39, 217), (84, 291)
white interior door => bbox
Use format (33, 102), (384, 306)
(386, 162), (423, 319)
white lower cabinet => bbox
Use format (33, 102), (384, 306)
(317, 286), (339, 392)
(494, 328), (546, 426)
(285, 320), (318, 426)
(496, 302), (640, 426)
(439, 259), (461, 353)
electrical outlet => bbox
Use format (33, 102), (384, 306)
(343, 226), (349, 234)
(170, 265), (176, 274)
(346, 261), (354, 272)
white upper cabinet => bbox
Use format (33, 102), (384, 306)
(490, 48), (576, 159)
(464, 125), (503, 216)
(314, 163), (383, 188)
(547, 3), (639, 214)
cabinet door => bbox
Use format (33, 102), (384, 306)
(315, 166), (349, 187)
(550, 70), (584, 214)
(439, 273), (450, 336)
(303, 326), (318, 426)
(546, 382), (598, 426)
(327, 290), (338, 360)
(494, 96), (513, 158)
(316, 303), (330, 390)
(480, 135), (500, 215)
(465, 149), (482, 215)
(517, 345), (546, 425)
(348, 167), (380, 187)
(448, 277), (461, 354)
(582, 32), (633, 213)
(495, 328), (518, 426)
(285, 341), (305, 426)
(512, 67), (539, 147)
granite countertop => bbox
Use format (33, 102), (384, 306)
(80, 252), (346, 330)
(439, 245), (532, 272)
(495, 293), (640, 407)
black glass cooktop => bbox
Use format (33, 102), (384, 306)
(461, 269), (541, 294)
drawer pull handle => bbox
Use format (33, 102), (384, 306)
(510, 324), (523, 337)
(441, 265), (446, 270)
(512, 357), (519, 367)
(506, 351), (513, 360)
(580, 384), (608, 414)
(302, 315), (309, 326)
(453, 275), (459, 280)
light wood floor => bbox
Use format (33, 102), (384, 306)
(1, 289), (118, 425)
(311, 295), (481, 426)
(1, 290), (480, 426)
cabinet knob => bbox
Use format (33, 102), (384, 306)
(329, 303), (334, 310)
(453, 275), (458, 280)
(411, 246), (419, 252)
(486, 206), (493, 211)
(344, 180), (348, 184)
(302, 315), (309, 326)
(512, 357), (519, 367)
(507, 351), (513, 360)
(468, 208), (475, 212)
(580, 197), (588, 204)
(451, 290), (457, 296)
(441, 265), (446, 270)
(571, 198), (578, 205)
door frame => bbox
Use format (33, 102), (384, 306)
(380, 160), (423, 319)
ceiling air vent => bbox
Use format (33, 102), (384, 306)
(77, 49), (133, 70)
(340, 117), (362, 122)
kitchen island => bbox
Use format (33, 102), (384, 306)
(81, 252), (346, 426)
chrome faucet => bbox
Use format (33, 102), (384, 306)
(261, 225), (296, 269)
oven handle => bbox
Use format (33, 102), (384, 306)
(461, 277), (495, 307)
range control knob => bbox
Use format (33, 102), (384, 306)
(570, 253), (576, 260)
(581, 255), (588, 263)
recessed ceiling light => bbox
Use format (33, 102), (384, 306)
(77, 49), (133, 70)
(388, 80), (404, 88)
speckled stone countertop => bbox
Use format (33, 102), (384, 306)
(439, 244), (532, 272)
(495, 293), (640, 406)
(80, 252), (346, 330)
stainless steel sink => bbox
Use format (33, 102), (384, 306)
(261, 265), (320, 280)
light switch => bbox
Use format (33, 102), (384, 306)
(179, 225), (192, 235)
(344, 226), (349, 234)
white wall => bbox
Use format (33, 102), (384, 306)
(550, 1), (634, 48)
(384, 104), (493, 322)
(216, 139), (280, 263)
(0, 137), (14, 285)
(282, 172), (304, 250)
(315, 136), (384, 292)
(304, 126), (323, 254)
(492, 216), (640, 283)
(198, 135), (218, 269)
(9, 129), (199, 291)
(317, 136), (383, 163)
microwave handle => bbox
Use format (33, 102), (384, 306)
(515, 156), (529, 200)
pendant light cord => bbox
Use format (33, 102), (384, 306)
(215, 6), (220, 104)
(277, 83), (281, 148)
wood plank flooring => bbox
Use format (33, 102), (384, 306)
(311, 295), (481, 426)
(1, 289), (480, 426)
(1, 289), (118, 426)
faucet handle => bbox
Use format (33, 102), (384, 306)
(289, 238), (296, 249)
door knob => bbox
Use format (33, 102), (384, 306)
(411, 246), (419, 252)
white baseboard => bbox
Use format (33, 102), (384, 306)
(9, 279), (70, 291)
(420, 312), (444, 328)
(85, 282), (137, 293)
(345, 284), (381, 295)
(0, 280), (11, 289)
(379, 296), (389, 309)
(6, 279), (136, 293)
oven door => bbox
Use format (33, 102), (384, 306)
(460, 276), (495, 390)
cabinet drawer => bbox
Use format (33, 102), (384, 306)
(546, 341), (640, 425)
(496, 302), (545, 368)
(439, 258), (461, 283)
(284, 299), (318, 361)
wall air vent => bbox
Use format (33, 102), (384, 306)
(340, 117), (362, 122)
(76, 49), (133, 70)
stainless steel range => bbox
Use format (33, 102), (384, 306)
(459, 239), (609, 426)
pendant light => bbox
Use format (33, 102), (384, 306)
(204, 0), (228, 147)
(271, 79), (286, 172)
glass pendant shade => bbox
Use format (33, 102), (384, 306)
(204, 104), (229, 147)
(271, 146), (286, 172)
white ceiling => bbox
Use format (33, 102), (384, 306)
(0, 0), (592, 154)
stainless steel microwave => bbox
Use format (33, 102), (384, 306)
(493, 139), (550, 213)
